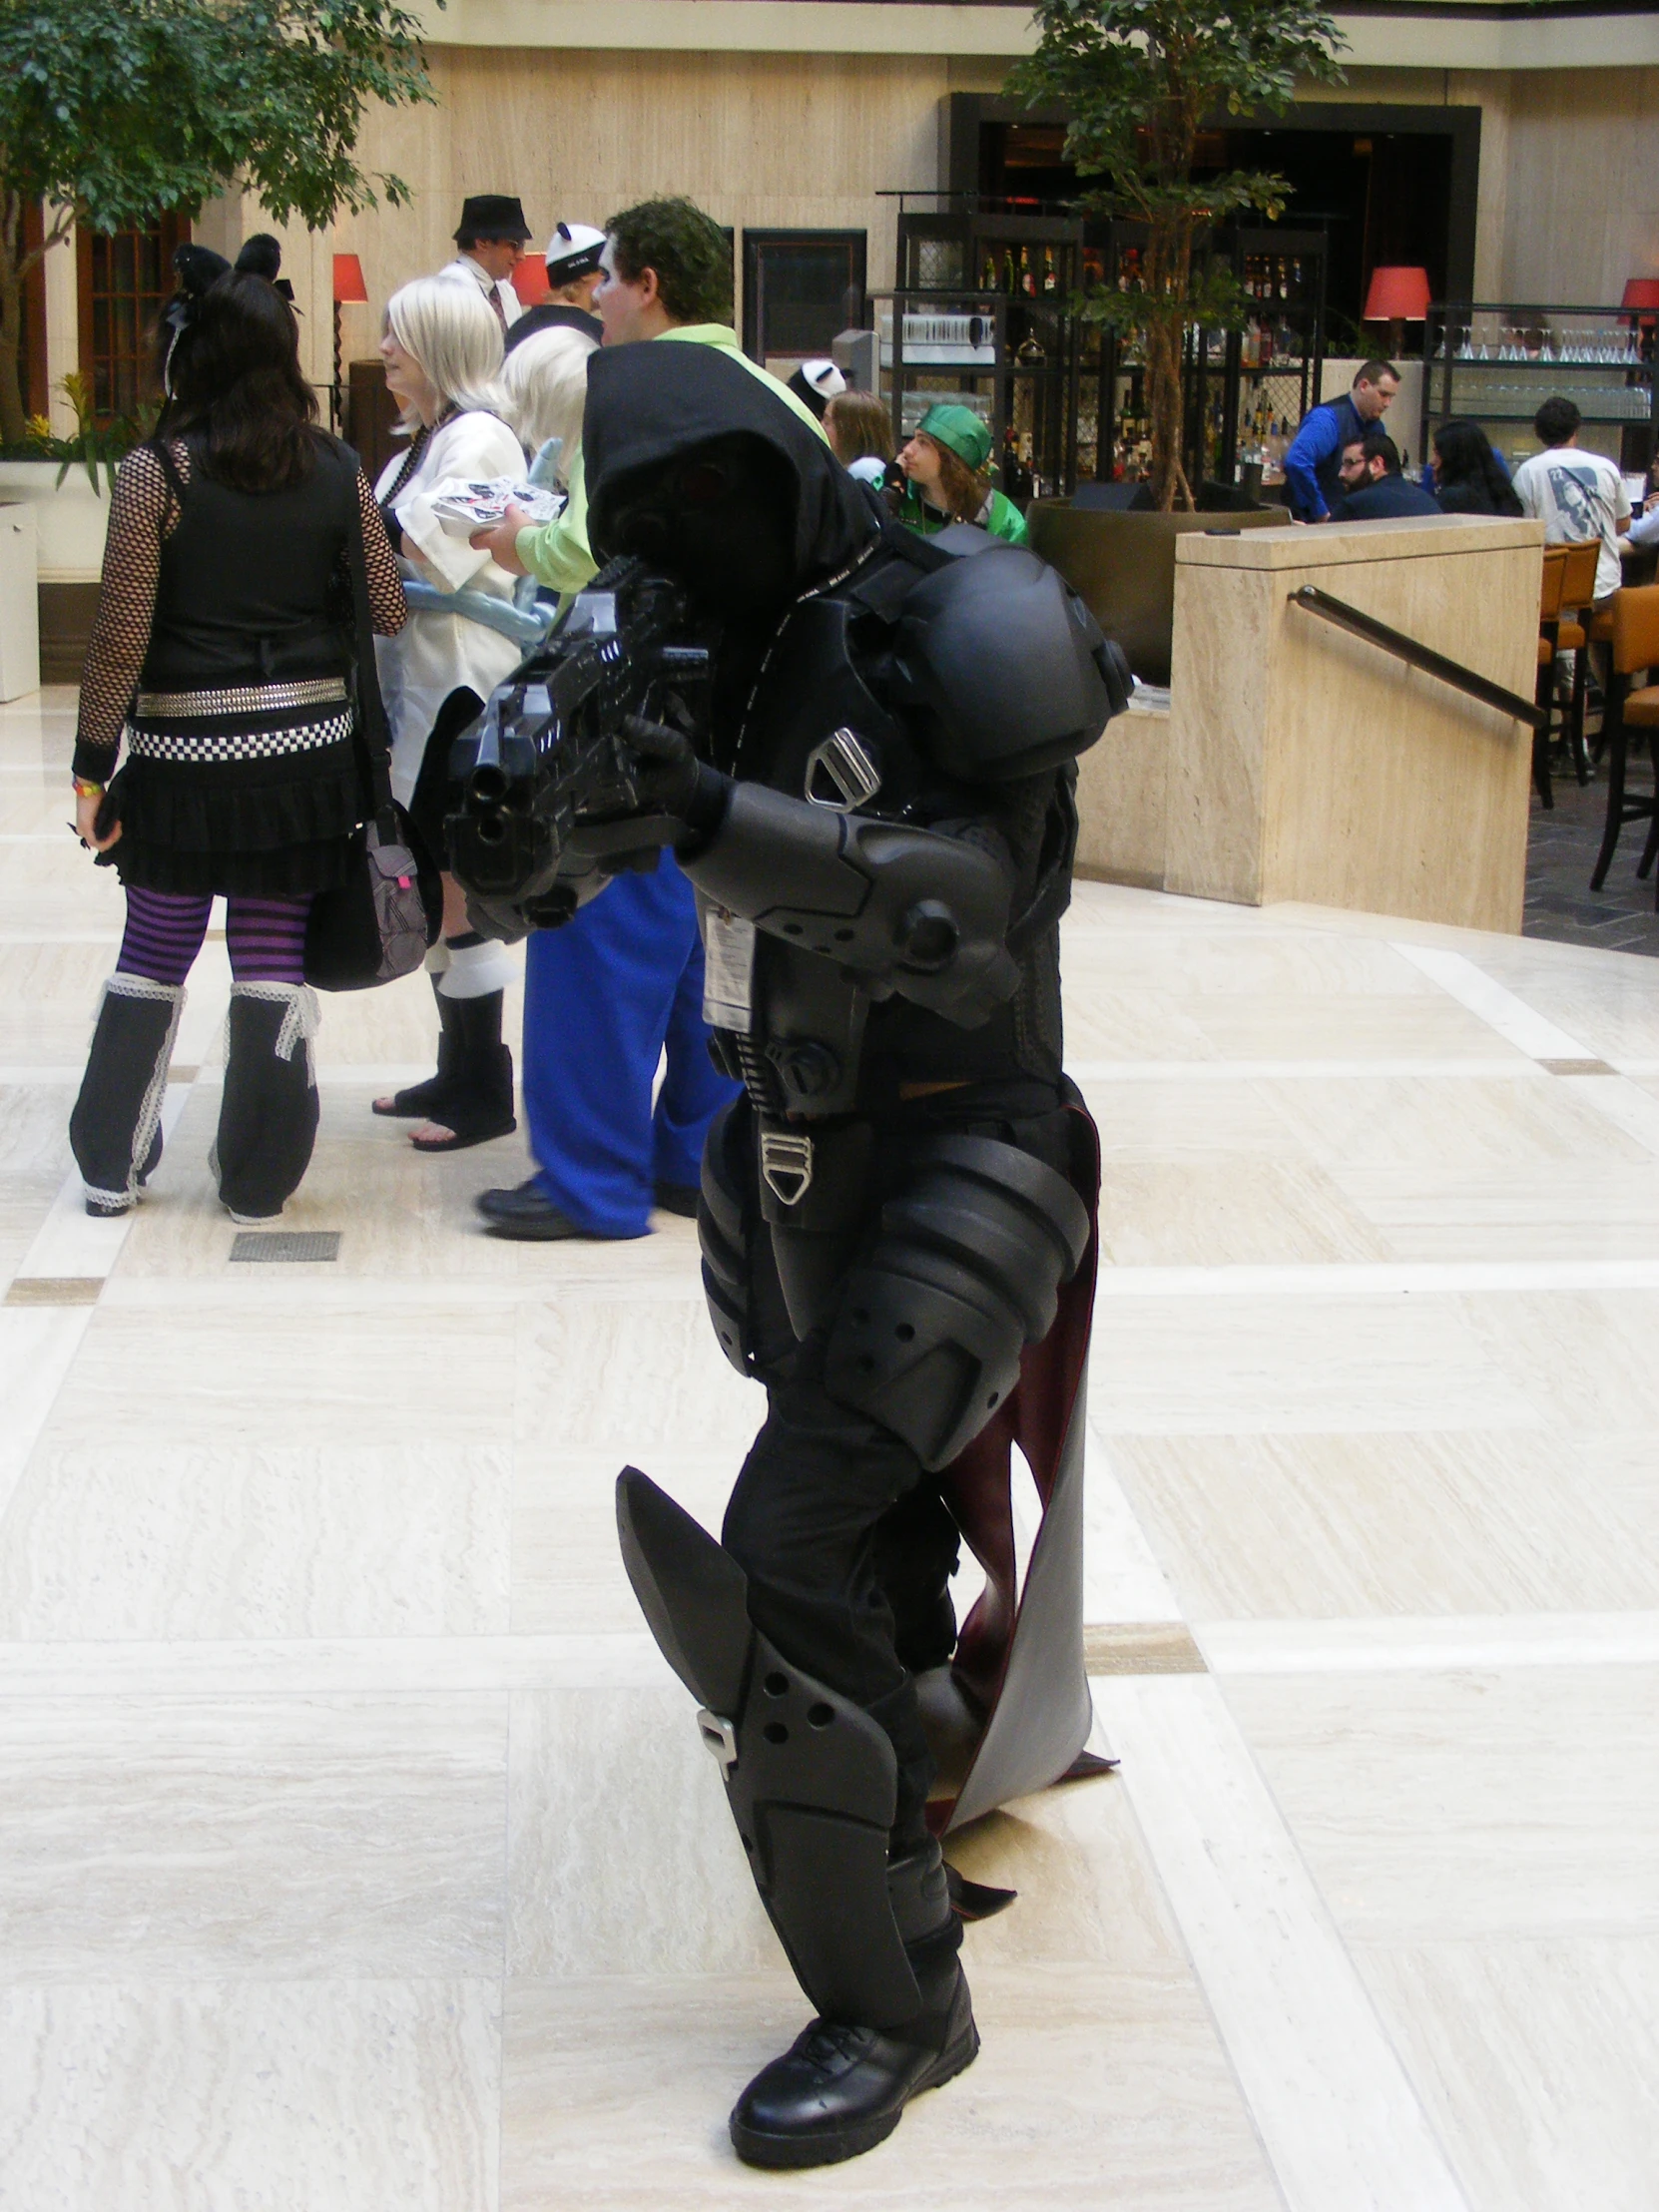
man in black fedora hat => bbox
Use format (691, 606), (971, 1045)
(442, 194), (533, 333)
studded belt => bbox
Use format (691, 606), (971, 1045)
(133, 676), (349, 720)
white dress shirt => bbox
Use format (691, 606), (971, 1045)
(439, 253), (523, 331)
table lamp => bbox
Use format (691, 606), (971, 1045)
(1363, 266), (1431, 358)
(331, 254), (369, 435)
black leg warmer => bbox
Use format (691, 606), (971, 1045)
(69, 975), (185, 1217)
(214, 983), (321, 1223)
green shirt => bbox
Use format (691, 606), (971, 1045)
(898, 481), (1029, 548)
(514, 323), (830, 594)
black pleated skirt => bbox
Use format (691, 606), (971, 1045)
(101, 700), (368, 897)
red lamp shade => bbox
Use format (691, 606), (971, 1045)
(1621, 278), (1659, 311)
(332, 254), (368, 306)
(1363, 266), (1431, 323)
(511, 255), (550, 306)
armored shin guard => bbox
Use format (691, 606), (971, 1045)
(215, 982), (320, 1223)
(70, 974), (185, 1216)
(617, 1466), (949, 2029)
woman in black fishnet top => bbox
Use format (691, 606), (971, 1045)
(67, 240), (406, 1222)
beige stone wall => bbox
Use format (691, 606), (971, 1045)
(1500, 67), (1659, 301)
(327, 45), (951, 369)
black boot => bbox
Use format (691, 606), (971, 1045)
(372, 971), (461, 1120)
(69, 974), (185, 1217)
(215, 982), (320, 1223)
(407, 987), (515, 1152)
(729, 1843), (979, 2170)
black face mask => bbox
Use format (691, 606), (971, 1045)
(600, 434), (798, 619)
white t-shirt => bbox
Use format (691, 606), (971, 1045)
(1511, 444), (1631, 602)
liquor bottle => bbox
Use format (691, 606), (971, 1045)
(1259, 319), (1274, 368)
(981, 249), (997, 291)
(1042, 246), (1058, 294)
(1020, 247), (1036, 297)
(1003, 248), (1017, 296)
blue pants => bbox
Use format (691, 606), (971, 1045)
(521, 853), (739, 1237)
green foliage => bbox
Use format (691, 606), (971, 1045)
(0, 374), (155, 490)
(0, 0), (435, 233)
(1010, 0), (1345, 505)
(1010, 0), (1345, 233)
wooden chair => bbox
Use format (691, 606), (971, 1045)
(1554, 539), (1602, 784)
(1589, 584), (1659, 892)
(1534, 546), (1568, 809)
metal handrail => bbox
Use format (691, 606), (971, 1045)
(1287, 585), (1548, 733)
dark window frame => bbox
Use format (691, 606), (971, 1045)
(742, 228), (867, 367)
(76, 211), (191, 425)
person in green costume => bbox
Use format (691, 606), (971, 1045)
(895, 402), (1028, 545)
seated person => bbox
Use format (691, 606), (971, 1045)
(1328, 431), (1442, 521)
(1430, 418), (1522, 517)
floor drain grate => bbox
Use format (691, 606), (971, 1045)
(229, 1230), (341, 1263)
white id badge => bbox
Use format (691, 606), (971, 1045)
(703, 908), (757, 1032)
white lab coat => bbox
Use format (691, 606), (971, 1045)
(438, 255), (524, 328)
(373, 409), (526, 809)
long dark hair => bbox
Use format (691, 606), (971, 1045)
(1432, 418), (1522, 516)
(158, 269), (319, 492)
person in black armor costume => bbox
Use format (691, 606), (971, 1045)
(488, 340), (1125, 2167)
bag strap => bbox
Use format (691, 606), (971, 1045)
(336, 442), (400, 843)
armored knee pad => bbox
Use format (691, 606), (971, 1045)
(823, 1133), (1090, 1471)
(617, 1467), (937, 2029)
(698, 1097), (757, 1376)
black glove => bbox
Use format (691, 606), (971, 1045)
(618, 714), (730, 836)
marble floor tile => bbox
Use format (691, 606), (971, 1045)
(511, 1449), (740, 1635)
(1352, 1936), (1659, 2212)
(1097, 1157), (1392, 1266)
(0, 1978), (501, 2212)
(513, 1298), (760, 1455)
(1097, 1675), (1471, 2212)
(1223, 1665), (1659, 1939)
(1078, 1072), (1306, 1158)
(0, 1441), (512, 1640)
(1086, 1293), (1539, 1433)
(34, 1293), (520, 1451)
(500, 1964), (1284, 2212)
(1185, 991), (1528, 1063)
(1462, 1288), (1659, 1431)
(1261, 1069), (1652, 1171)
(0, 1081), (77, 1175)
(1334, 1160), (1659, 1259)
(1113, 1431), (1659, 1618)
(0, 1694), (508, 1976)
(1062, 926), (1442, 997)
(0, 1306), (93, 1521)
(1058, 988), (1220, 1063)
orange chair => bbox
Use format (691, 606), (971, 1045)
(1554, 539), (1602, 784)
(1534, 547), (1568, 809)
(1589, 584), (1659, 893)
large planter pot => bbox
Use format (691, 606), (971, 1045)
(1027, 500), (1280, 687)
(0, 459), (113, 580)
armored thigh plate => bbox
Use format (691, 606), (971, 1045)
(616, 1468), (925, 2029)
(823, 1133), (1091, 1471)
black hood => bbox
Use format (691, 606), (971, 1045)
(583, 340), (877, 595)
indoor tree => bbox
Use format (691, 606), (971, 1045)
(0, 0), (436, 445)
(1011, 0), (1344, 510)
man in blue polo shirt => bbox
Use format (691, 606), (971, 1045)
(1284, 358), (1400, 522)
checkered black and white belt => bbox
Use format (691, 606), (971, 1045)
(125, 677), (353, 764)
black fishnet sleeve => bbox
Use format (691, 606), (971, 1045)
(356, 469), (407, 635)
(72, 444), (182, 780)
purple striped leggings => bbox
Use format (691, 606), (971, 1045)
(116, 886), (311, 987)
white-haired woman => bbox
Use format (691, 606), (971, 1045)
(499, 320), (596, 487)
(372, 275), (525, 1151)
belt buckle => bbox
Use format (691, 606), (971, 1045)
(760, 1130), (815, 1206)
(805, 726), (881, 813)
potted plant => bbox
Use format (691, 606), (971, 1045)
(1010, 0), (1344, 680)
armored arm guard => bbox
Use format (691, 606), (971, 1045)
(681, 782), (1020, 1025)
